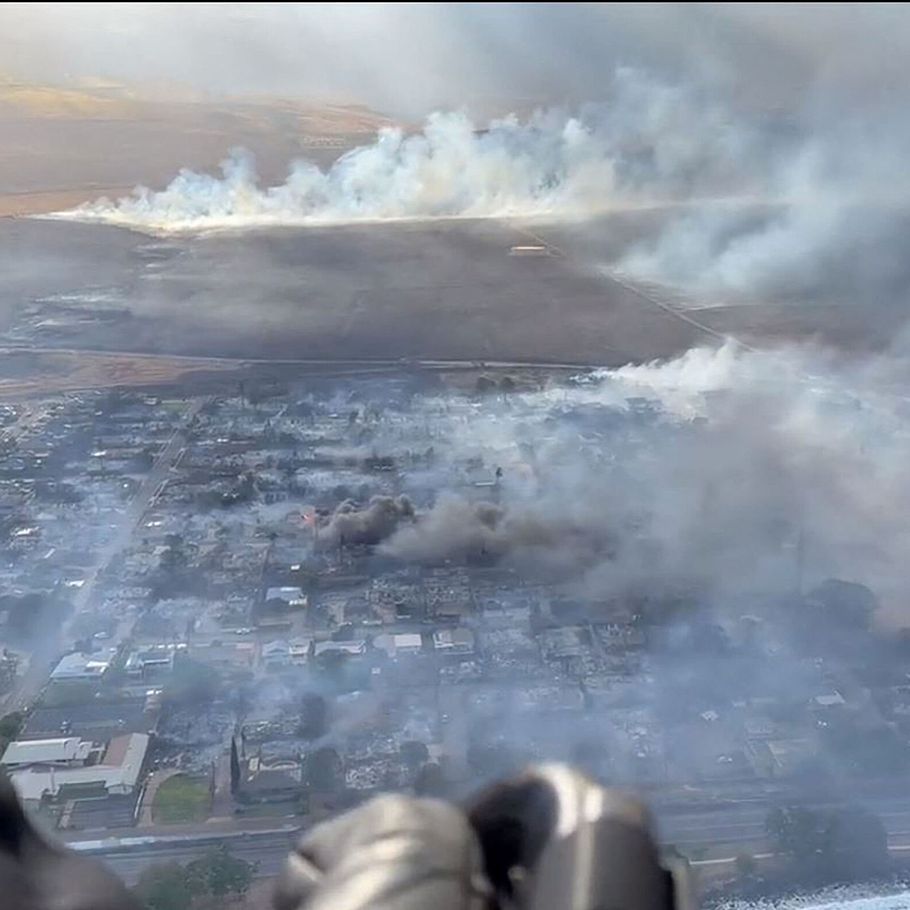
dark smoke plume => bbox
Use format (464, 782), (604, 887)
(320, 495), (416, 547)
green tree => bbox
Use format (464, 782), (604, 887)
(230, 737), (241, 795)
(766, 806), (829, 864)
(829, 808), (889, 880)
(306, 747), (342, 792)
(766, 806), (889, 884)
(133, 849), (254, 910)
(0, 711), (23, 742)
(0, 653), (17, 696)
(133, 862), (196, 910)
(185, 846), (255, 899)
(0, 710), (23, 757)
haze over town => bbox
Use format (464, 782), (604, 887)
(2, 5), (910, 909)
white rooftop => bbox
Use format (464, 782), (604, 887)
(51, 648), (117, 681)
(813, 692), (846, 707)
(289, 639), (312, 658)
(265, 586), (307, 604)
(9, 733), (149, 803)
(393, 633), (423, 650)
(433, 628), (475, 650)
(262, 640), (290, 655)
(315, 640), (366, 657)
(1, 737), (93, 767)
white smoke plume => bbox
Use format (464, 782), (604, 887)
(41, 63), (910, 310)
(46, 70), (759, 234)
(367, 341), (910, 618)
(618, 117), (910, 302)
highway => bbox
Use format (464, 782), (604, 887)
(62, 790), (910, 884)
(85, 829), (300, 884)
(660, 792), (910, 851)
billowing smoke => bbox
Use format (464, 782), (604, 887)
(361, 341), (910, 617)
(320, 494), (416, 547)
(618, 116), (910, 304)
(46, 70), (762, 233)
(380, 494), (616, 567)
(45, 62), (910, 312)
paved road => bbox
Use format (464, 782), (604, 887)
(89, 830), (299, 884)
(92, 832), (293, 885)
(65, 790), (910, 884)
(660, 792), (910, 850)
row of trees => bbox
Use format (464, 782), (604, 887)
(475, 375), (517, 394)
(0, 710), (23, 757)
(133, 846), (254, 910)
(764, 805), (889, 886)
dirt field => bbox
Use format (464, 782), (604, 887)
(0, 348), (240, 399)
(2, 210), (899, 382)
(0, 81), (394, 214)
(2, 80), (904, 373)
(0, 217), (714, 368)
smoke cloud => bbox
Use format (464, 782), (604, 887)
(380, 494), (616, 568)
(615, 108), (910, 306)
(45, 62), (910, 315)
(320, 495), (416, 547)
(47, 70), (762, 233)
(364, 341), (910, 617)
(6, 5), (910, 117)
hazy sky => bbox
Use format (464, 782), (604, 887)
(1, 3), (909, 116)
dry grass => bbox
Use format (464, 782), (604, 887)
(0, 78), (394, 216)
(151, 774), (211, 824)
(0, 189), (134, 216)
(0, 349), (237, 399)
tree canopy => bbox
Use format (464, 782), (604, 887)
(133, 848), (254, 910)
(185, 846), (255, 898)
(766, 805), (888, 884)
(306, 746), (343, 792)
(134, 862), (196, 910)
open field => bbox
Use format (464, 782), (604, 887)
(0, 216), (712, 369)
(0, 210), (902, 384)
(1, 78), (905, 377)
(0, 348), (242, 398)
(0, 80), (393, 214)
(151, 775), (212, 825)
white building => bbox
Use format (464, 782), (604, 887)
(432, 628), (475, 655)
(125, 643), (184, 677)
(314, 640), (366, 658)
(9, 733), (149, 804)
(288, 638), (312, 664)
(374, 633), (423, 659)
(1, 737), (95, 769)
(50, 648), (118, 682)
(264, 586), (308, 609)
(261, 640), (291, 668)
